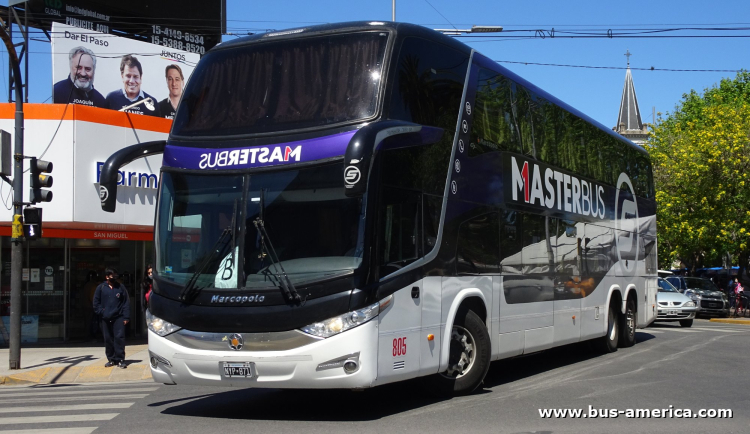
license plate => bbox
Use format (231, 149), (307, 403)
(668, 310), (677, 315)
(222, 362), (255, 378)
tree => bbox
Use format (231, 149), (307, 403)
(646, 71), (750, 274)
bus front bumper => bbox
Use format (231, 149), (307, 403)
(147, 320), (379, 389)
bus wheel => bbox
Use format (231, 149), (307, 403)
(594, 304), (619, 353)
(426, 309), (490, 396)
(618, 298), (636, 348)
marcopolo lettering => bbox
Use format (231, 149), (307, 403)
(211, 295), (265, 304)
(199, 145), (302, 169)
(510, 156), (606, 219)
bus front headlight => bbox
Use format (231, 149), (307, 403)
(301, 295), (392, 338)
(146, 309), (182, 337)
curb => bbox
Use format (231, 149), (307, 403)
(0, 363), (152, 386)
(709, 318), (750, 325)
(0, 375), (35, 386)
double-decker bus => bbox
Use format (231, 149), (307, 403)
(100, 21), (657, 395)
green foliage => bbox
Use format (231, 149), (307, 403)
(646, 71), (750, 269)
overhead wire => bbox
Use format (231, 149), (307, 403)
(496, 60), (744, 73)
(1, 178), (12, 210)
(421, 0), (457, 31)
(35, 52), (82, 162)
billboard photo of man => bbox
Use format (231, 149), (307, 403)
(106, 55), (161, 117)
(53, 46), (107, 108)
(158, 64), (184, 119)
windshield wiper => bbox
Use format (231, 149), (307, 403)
(180, 199), (238, 302)
(253, 189), (302, 305)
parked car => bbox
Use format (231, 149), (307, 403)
(656, 278), (697, 327)
(665, 276), (729, 317)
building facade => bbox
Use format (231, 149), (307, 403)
(0, 104), (167, 345)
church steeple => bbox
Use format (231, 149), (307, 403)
(614, 50), (648, 145)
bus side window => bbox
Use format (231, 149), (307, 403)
(378, 186), (421, 276)
(456, 212), (500, 275)
(423, 194), (442, 256)
(377, 147), (422, 276)
(499, 211), (522, 274)
(644, 238), (657, 275)
(472, 68), (521, 157)
(387, 36), (469, 130)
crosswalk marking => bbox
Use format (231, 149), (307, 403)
(0, 413), (119, 425)
(0, 386), (158, 398)
(0, 403), (133, 413)
(650, 326), (748, 333)
(0, 382), (158, 433)
(0, 428), (97, 434)
(690, 327), (746, 333)
(0, 393), (148, 405)
(655, 328), (702, 333)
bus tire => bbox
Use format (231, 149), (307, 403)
(618, 298), (636, 348)
(424, 308), (490, 396)
(594, 304), (619, 353)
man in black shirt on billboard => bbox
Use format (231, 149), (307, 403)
(106, 55), (161, 117)
(158, 64), (184, 119)
(53, 46), (107, 108)
(93, 268), (130, 368)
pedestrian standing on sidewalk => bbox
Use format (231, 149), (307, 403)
(142, 264), (153, 309)
(93, 267), (130, 369)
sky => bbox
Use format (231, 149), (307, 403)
(1, 0), (748, 129)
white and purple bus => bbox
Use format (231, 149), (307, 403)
(100, 22), (657, 395)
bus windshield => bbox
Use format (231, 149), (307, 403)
(155, 162), (365, 290)
(171, 31), (389, 137)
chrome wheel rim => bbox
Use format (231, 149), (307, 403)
(440, 325), (476, 379)
(626, 308), (635, 339)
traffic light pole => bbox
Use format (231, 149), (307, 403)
(1, 18), (25, 370)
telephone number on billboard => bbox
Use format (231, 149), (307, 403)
(151, 36), (206, 54)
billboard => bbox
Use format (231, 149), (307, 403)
(26, 0), (225, 54)
(52, 22), (200, 119)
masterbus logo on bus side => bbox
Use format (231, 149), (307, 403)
(507, 155), (606, 219)
(198, 145), (302, 169)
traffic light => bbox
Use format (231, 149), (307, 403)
(23, 207), (42, 240)
(29, 157), (53, 203)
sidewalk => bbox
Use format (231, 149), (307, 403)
(0, 342), (152, 386)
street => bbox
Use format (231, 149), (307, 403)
(0, 319), (748, 434)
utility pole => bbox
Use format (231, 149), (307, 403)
(0, 14), (26, 370)
(392, 0), (395, 21)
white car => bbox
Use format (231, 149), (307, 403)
(656, 278), (697, 327)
